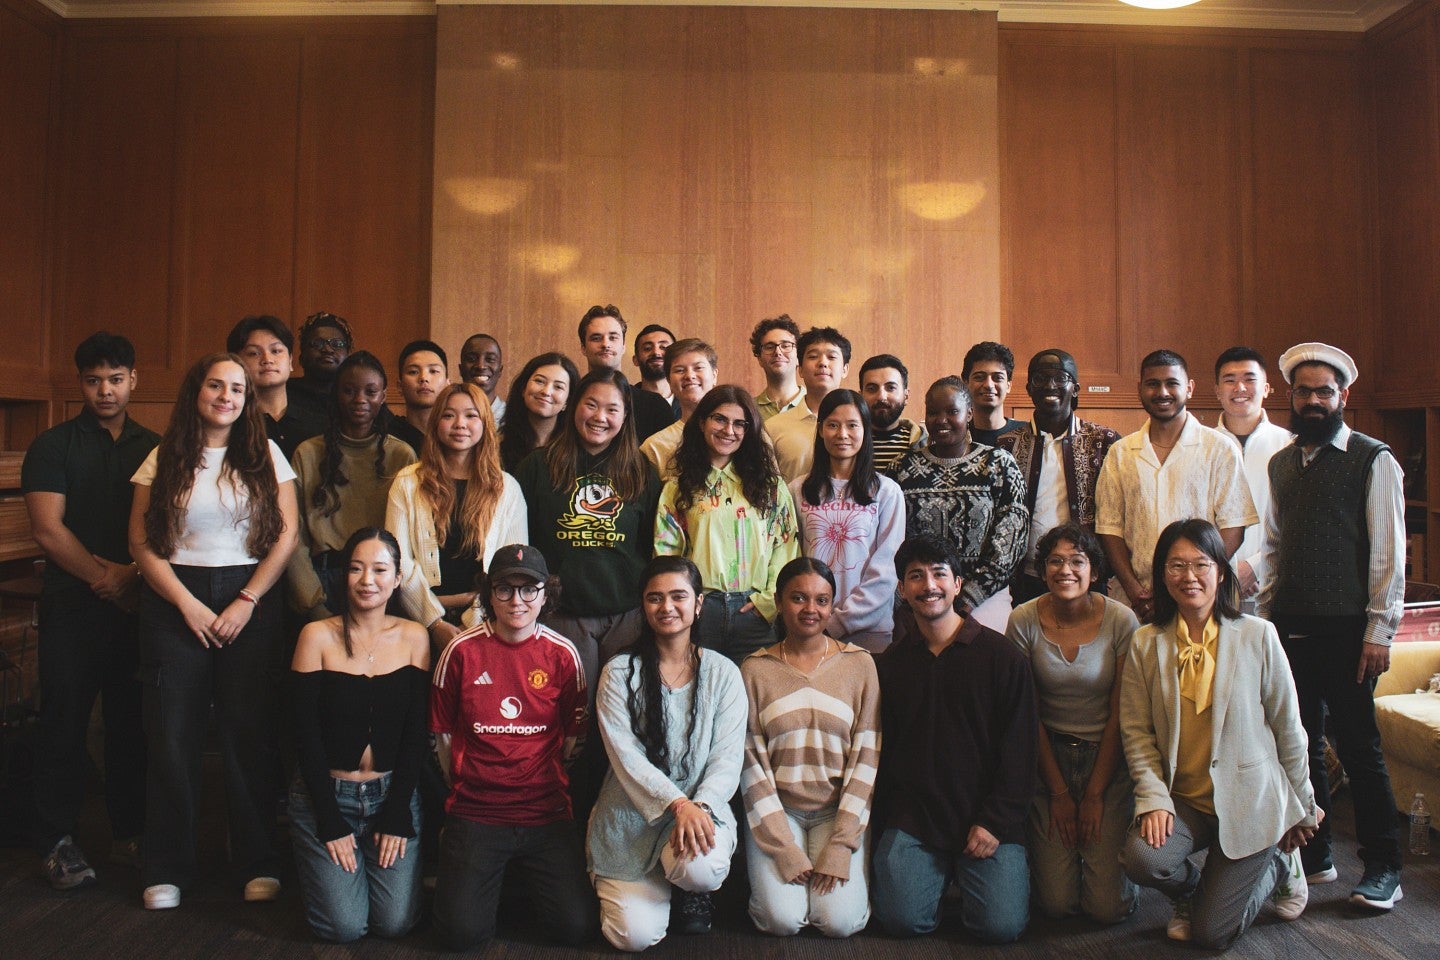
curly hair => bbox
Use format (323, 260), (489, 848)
(144, 353), (282, 559)
(499, 352), (579, 472)
(545, 370), (650, 501)
(416, 382), (505, 557)
(313, 351), (392, 519)
(672, 385), (778, 516)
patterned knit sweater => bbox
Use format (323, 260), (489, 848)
(740, 643), (881, 881)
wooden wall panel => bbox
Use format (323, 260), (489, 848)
(1119, 44), (1245, 377)
(53, 37), (178, 378)
(1000, 38), (1122, 389)
(1250, 48), (1369, 373)
(295, 28), (435, 372)
(432, 6), (1000, 401)
(172, 36), (301, 360)
(0, 0), (58, 393)
(1371, 11), (1440, 400)
(1001, 25), (1368, 414)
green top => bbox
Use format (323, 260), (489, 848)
(287, 431), (417, 616)
(513, 447), (662, 616)
(21, 409), (159, 597)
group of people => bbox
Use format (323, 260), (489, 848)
(20, 305), (1408, 952)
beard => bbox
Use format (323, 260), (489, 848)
(1290, 405), (1345, 445)
(640, 360), (666, 383)
(869, 402), (902, 430)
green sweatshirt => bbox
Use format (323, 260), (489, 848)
(513, 446), (662, 617)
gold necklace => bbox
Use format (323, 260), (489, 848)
(781, 637), (833, 672)
(659, 655), (694, 690)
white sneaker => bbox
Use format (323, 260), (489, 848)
(1166, 895), (1193, 941)
(1272, 848), (1309, 921)
(1306, 865), (1338, 884)
(143, 883), (180, 910)
(243, 876), (281, 902)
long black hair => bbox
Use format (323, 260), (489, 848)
(622, 556), (704, 781)
(500, 352), (579, 471)
(1150, 518), (1241, 626)
(800, 388), (879, 507)
(334, 526), (402, 659)
(672, 385), (778, 515)
(314, 351), (392, 518)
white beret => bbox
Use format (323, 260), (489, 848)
(1277, 342), (1358, 386)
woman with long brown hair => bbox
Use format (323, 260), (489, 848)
(385, 381), (527, 650)
(128, 352), (299, 911)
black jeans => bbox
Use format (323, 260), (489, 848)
(1277, 616), (1402, 872)
(139, 564), (281, 888)
(32, 586), (146, 852)
(432, 816), (597, 950)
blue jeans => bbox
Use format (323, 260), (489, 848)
(695, 591), (774, 665)
(872, 828), (1029, 943)
(289, 774), (423, 942)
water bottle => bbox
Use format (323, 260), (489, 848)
(1409, 792), (1431, 856)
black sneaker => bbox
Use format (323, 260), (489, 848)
(42, 836), (97, 891)
(1350, 866), (1403, 910)
(672, 891), (714, 935)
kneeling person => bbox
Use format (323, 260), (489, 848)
(430, 545), (598, 948)
(871, 536), (1036, 943)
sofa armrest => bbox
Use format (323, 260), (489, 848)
(1376, 641), (1440, 698)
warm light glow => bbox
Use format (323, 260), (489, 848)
(490, 52), (521, 71)
(896, 181), (987, 221)
(912, 57), (970, 77)
(443, 177), (529, 216)
(514, 243), (580, 275)
(554, 276), (604, 307)
(1117, 0), (1203, 8)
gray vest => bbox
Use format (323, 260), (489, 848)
(1267, 430), (1387, 617)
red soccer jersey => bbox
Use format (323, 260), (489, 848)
(430, 621), (587, 826)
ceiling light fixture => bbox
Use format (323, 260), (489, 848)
(1118, 0), (1203, 9)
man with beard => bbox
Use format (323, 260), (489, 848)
(459, 333), (507, 426)
(1257, 342), (1405, 911)
(997, 349), (1120, 604)
(860, 354), (926, 472)
(1095, 349), (1254, 622)
(630, 323), (676, 406)
(288, 311), (353, 425)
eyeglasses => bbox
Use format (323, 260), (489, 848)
(760, 341), (797, 355)
(707, 412), (751, 433)
(306, 337), (350, 352)
(1044, 555), (1090, 572)
(1164, 559), (1215, 578)
(1030, 375), (1073, 389)
(492, 583), (542, 601)
(1290, 385), (1338, 401)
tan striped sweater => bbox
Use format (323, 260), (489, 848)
(740, 642), (881, 881)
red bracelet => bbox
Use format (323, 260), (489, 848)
(237, 589), (259, 605)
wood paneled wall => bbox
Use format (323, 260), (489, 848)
(1369, 0), (1440, 408)
(48, 15), (435, 410)
(1000, 24), (1370, 412)
(432, 6), (1001, 401)
(0, 0), (60, 415)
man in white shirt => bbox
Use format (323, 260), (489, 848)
(1257, 342), (1405, 911)
(1212, 347), (1292, 611)
(640, 339), (717, 480)
(1095, 349), (1256, 622)
(767, 326), (851, 482)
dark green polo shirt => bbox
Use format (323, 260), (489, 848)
(20, 408), (160, 596)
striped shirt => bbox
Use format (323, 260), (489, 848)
(740, 643), (880, 881)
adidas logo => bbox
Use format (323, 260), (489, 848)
(473, 672), (493, 685)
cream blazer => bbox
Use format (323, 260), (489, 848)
(384, 464), (528, 629)
(1120, 613), (1318, 860)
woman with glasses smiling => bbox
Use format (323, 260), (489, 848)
(655, 385), (799, 664)
(1119, 518), (1319, 948)
(1006, 522), (1138, 925)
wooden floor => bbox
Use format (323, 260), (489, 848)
(3, 785), (1437, 960)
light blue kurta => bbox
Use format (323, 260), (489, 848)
(587, 649), (747, 880)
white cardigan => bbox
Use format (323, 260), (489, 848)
(1120, 612), (1318, 860)
(384, 463), (528, 628)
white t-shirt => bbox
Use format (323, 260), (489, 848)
(132, 440), (296, 567)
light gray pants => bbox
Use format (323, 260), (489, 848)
(1120, 798), (1285, 950)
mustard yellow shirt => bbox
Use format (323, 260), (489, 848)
(1172, 616), (1218, 815)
